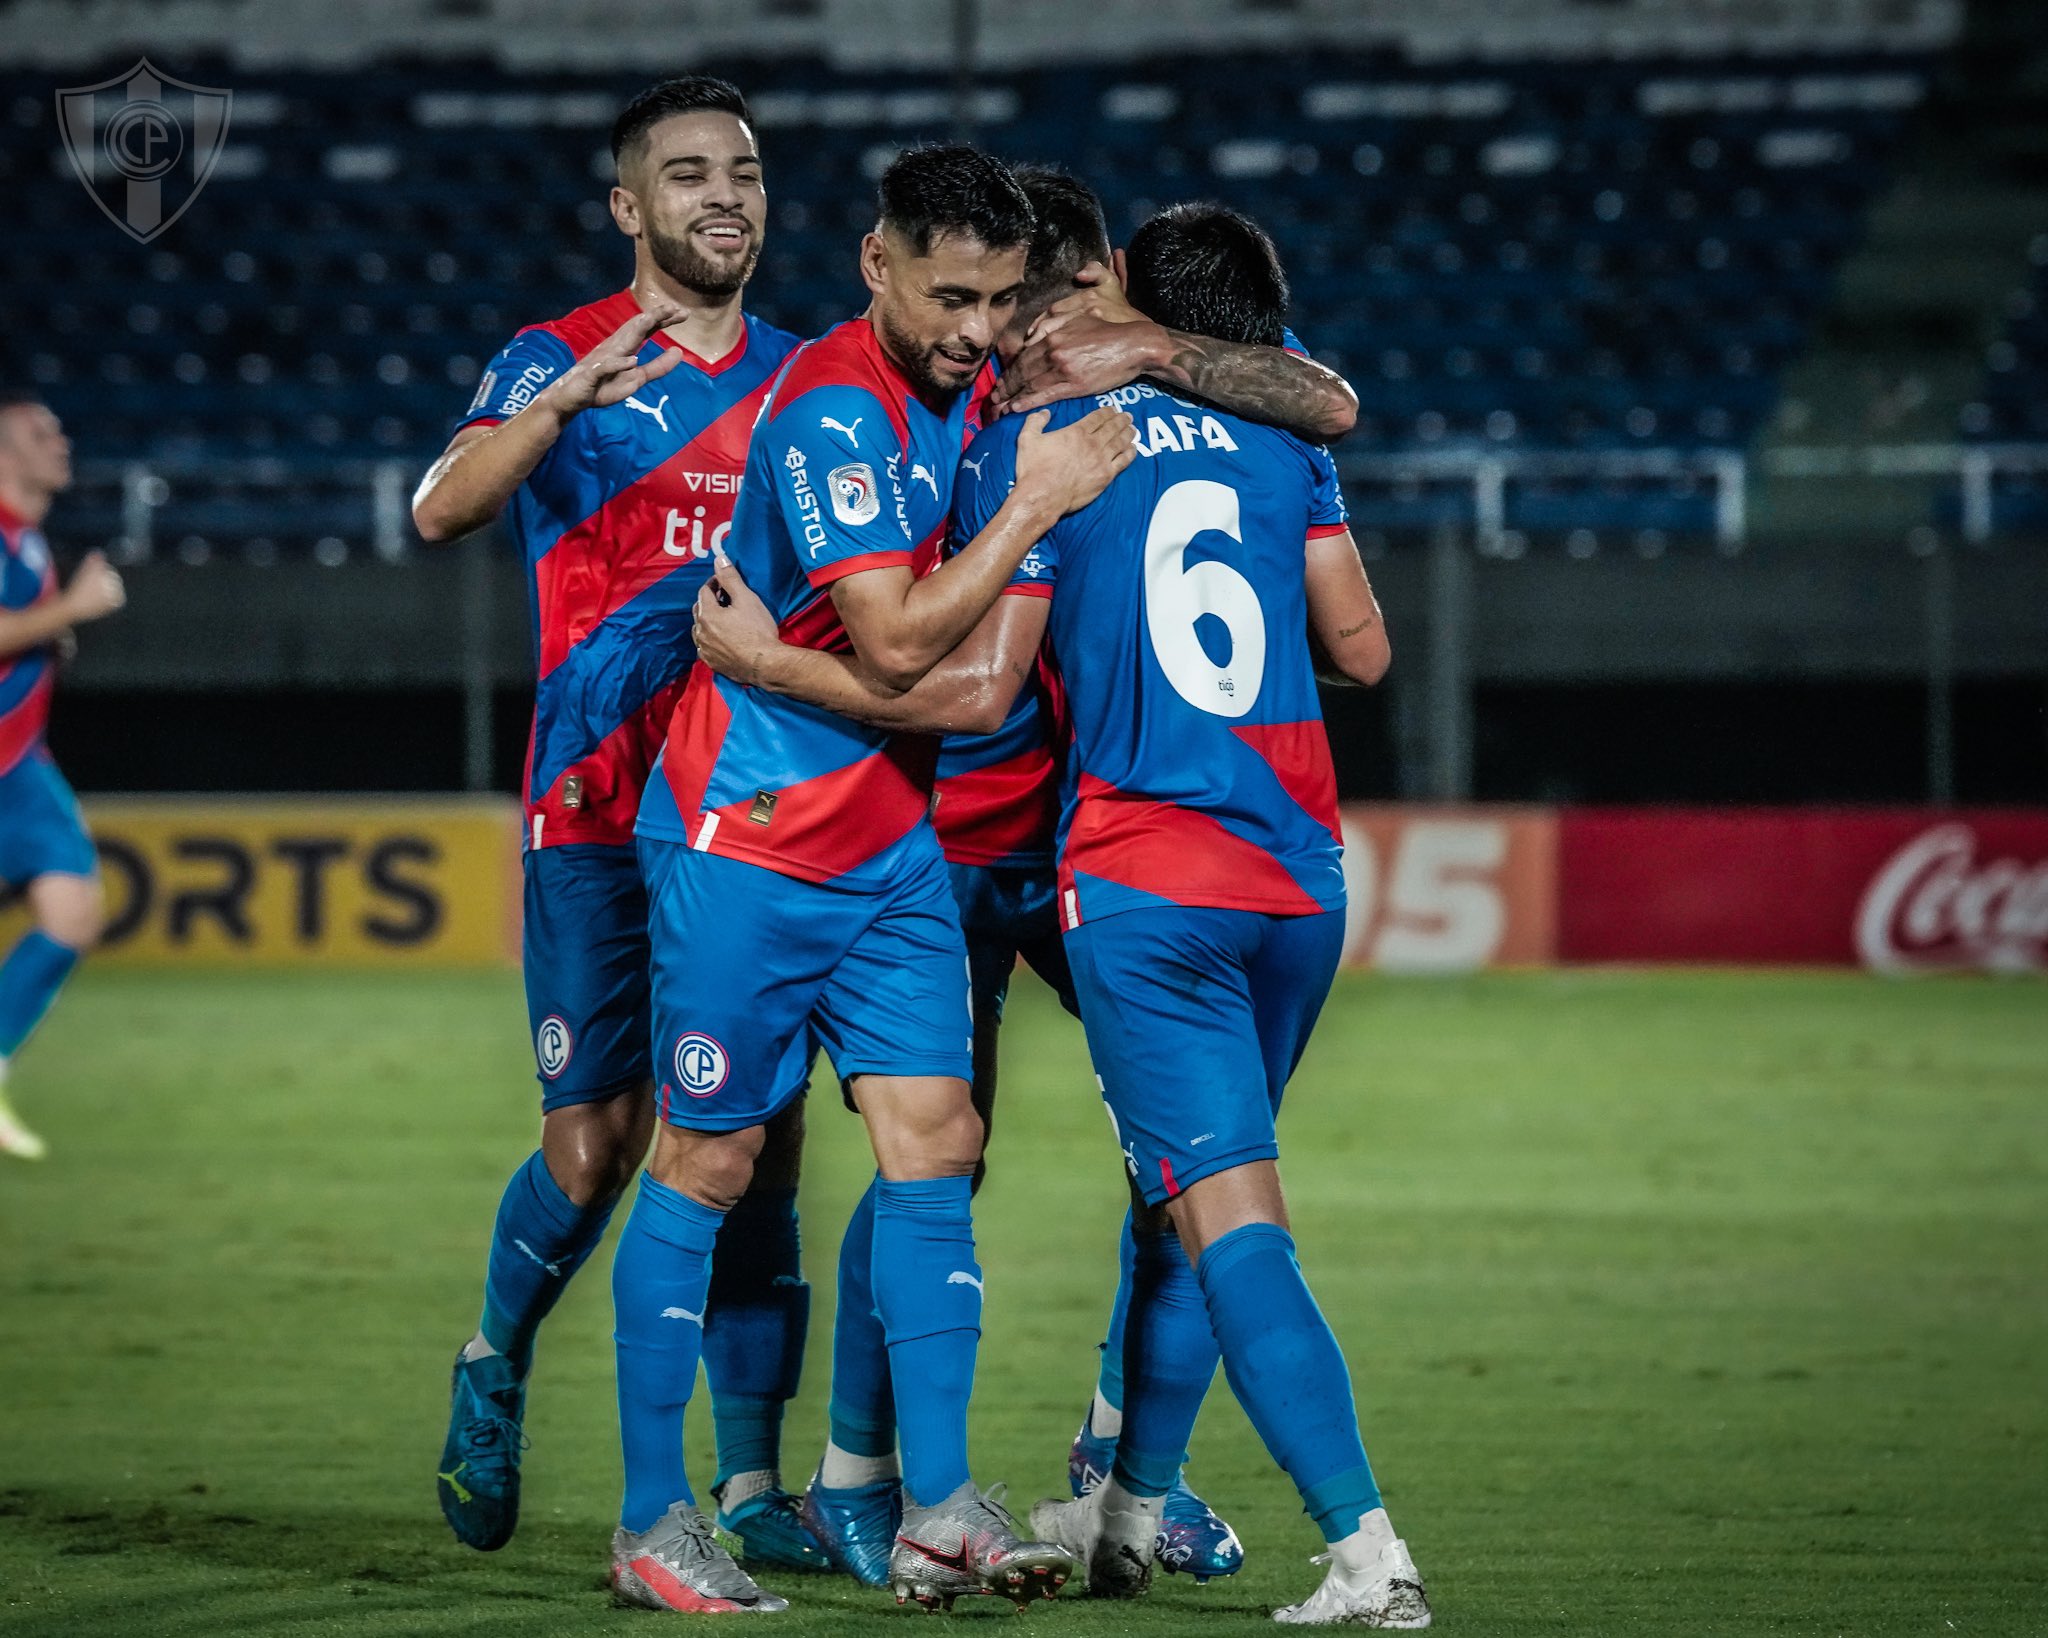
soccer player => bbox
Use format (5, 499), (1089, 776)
(616, 144), (1132, 1613)
(411, 77), (824, 1570)
(697, 204), (1422, 1624)
(0, 391), (123, 1162)
(784, 165), (1362, 1590)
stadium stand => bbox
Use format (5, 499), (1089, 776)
(1, 39), (1939, 554)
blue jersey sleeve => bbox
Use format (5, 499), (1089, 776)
(765, 383), (917, 588)
(1281, 325), (1308, 358)
(1305, 442), (1349, 536)
(950, 418), (1054, 593)
(459, 328), (577, 431)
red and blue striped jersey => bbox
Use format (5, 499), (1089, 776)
(461, 290), (802, 850)
(951, 378), (1352, 925)
(0, 500), (59, 778)
(930, 361), (1064, 870)
(929, 329), (1314, 873)
(638, 320), (974, 885)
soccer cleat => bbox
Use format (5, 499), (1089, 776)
(714, 1480), (833, 1573)
(800, 1471), (903, 1587)
(1272, 1539), (1431, 1628)
(1029, 1486), (1155, 1599)
(0, 1085), (47, 1161)
(888, 1482), (1075, 1612)
(1158, 1474), (1246, 1582)
(611, 1501), (789, 1613)
(1066, 1412), (1244, 1582)
(436, 1349), (527, 1551)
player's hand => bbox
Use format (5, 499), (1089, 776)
(1012, 405), (1136, 519)
(539, 303), (690, 420)
(61, 550), (125, 622)
(991, 265), (1167, 419)
(692, 555), (781, 688)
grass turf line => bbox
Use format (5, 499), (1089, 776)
(0, 969), (2043, 1635)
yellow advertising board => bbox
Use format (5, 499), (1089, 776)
(2, 796), (522, 967)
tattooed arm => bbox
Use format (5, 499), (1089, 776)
(1304, 528), (1390, 686)
(989, 263), (1357, 440)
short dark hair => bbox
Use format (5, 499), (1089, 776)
(1124, 202), (1290, 349)
(0, 388), (45, 414)
(611, 76), (753, 172)
(876, 144), (1034, 258)
(1013, 165), (1111, 307)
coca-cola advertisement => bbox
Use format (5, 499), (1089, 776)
(1557, 809), (2048, 973)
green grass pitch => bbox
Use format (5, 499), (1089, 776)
(1, 968), (2043, 1635)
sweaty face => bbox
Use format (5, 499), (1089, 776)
(623, 110), (765, 298)
(867, 228), (1027, 400)
(0, 405), (71, 497)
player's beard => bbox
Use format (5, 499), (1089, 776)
(645, 215), (761, 299)
(876, 306), (984, 402)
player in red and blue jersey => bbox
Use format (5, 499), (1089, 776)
(410, 79), (823, 1586)
(620, 145), (1133, 1613)
(690, 168), (1367, 1591)
(958, 205), (1426, 1626)
(0, 391), (124, 1163)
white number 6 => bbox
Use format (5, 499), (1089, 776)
(1143, 479), (1266, 719)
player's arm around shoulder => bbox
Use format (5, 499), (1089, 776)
(827, 404), (1130, 692)
(990, 263), (1357, 441)
(411, 303), (687, 543)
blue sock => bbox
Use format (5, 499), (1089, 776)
(702, 1185), (809, 1490)
(479, 1151), (615, 1373)
(828, 1178), (896, 1460)
(1093, 1209), (1137, 1420)
(0, 930), (79, 1058)
(1195, 1222), (1382, 1543)
(612, 1174), (723, 1532)
(1112, 1228), (1219, 1499)
(871, 1175), (980, 1507)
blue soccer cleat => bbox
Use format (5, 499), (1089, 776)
(437, 1349), (527, 1551)
(713, 1480), (834, 1572)
(1066, 1412), (1245, 1583)
(798, 1470), (903, 1587)
(1157, 1473), (1245, 1582)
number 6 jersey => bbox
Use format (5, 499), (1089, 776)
(951, 380), (1353, 929)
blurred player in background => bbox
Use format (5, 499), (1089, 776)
(620, 145), (1130, 1614)
(0, 390), (123, 1162)
(410, 77), (825, 1571)
(693, 167), (1360, 1589)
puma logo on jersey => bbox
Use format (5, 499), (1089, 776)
(625, 393), (671, 432)
(962, 453), (988, 479)
(946, 1270), (984, 1294)
(660, 1305), (704, 1324)
(820, 414), (863, 445)
(911, 462), (940, 498)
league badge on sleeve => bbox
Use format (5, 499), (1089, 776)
(828, 463), (880, 526)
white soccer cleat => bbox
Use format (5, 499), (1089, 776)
(1273, 1538), (1430, 1628)
(1029, 1483), (1157, 1598)
(0, 1085), (47, 1161)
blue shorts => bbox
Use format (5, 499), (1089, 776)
(523, 843), (653, 1111)
(947, 861), (1078, 1023)
(1066, 905), (1345, 1207)
(640, 830), (973, 1132)
(0, 754), (96, 888)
